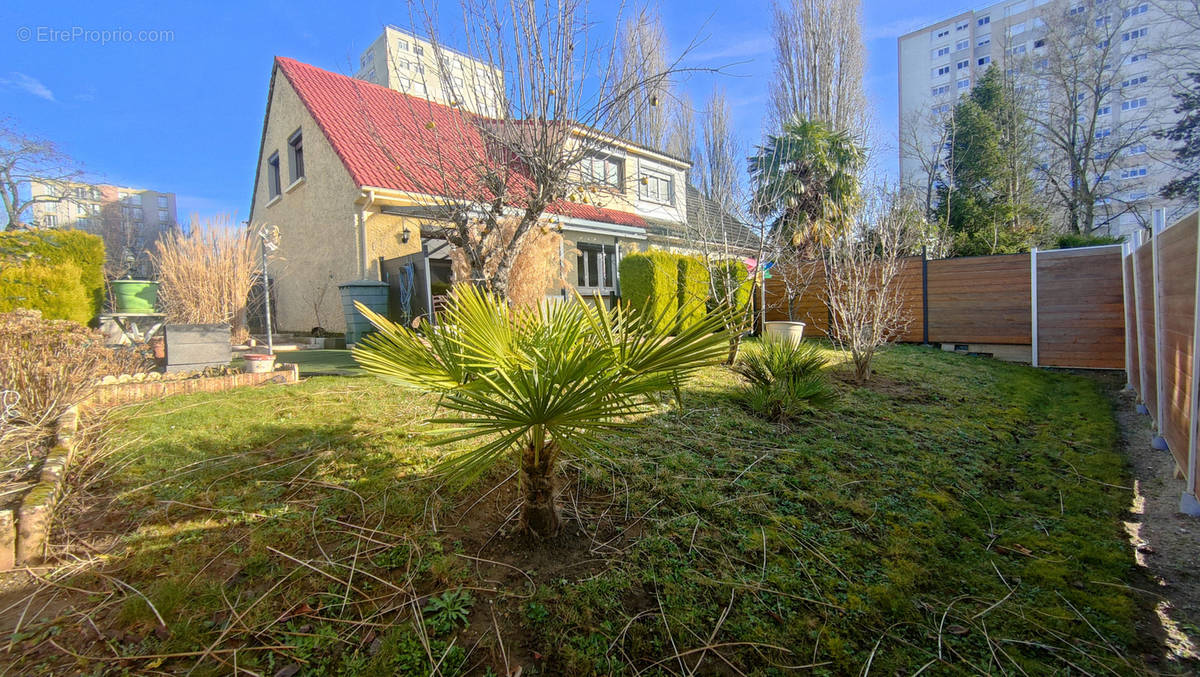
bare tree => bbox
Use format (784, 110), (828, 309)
(0, 122), (84, 231)
(823, 189), (916, 382)
(363, 0), (708, 300)
(768, 0), (868, 134)
(900, 107), (956, 220)
(684, 87), (764, 363)
(613, 5), (672, 151)
(1024, 0), (1162, 235)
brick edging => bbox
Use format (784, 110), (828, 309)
(1, 406), (80, 568)
(86, 364), (300, 408)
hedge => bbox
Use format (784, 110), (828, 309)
(711, 259), (752, 316)
(676, 255), (710, 333)
(618, 251), (678, 332)
(0, 230), (105, 322)
(0, 262), (91, 324)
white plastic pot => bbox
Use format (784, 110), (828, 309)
(764, 321), (806, 344)
(243, 353), (276, 374)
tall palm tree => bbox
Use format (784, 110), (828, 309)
(351, 287), (729, 537)
(749, 118), (866, 249)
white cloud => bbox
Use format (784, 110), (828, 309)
(0, 72), (55, 101)
(689, 34), (772, 62)
(863, 16), (939, 42)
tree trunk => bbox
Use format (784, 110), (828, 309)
(725, 332), (742, 366)
(519, 438), (561, 538)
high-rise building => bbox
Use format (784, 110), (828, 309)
(897, 0), (1194, 237)
(27, 180), (179, 276)
(354, 25), (504, 117)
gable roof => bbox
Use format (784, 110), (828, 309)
(272, 57), (646, 229)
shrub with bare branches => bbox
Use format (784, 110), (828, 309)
(152, 215), (258, 342)
(823, 190), (918, 382)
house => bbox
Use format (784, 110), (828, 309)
(249, 56), (722, 333)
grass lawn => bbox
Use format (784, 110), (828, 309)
(243, 349), (365, 376)
(10, 344), (1148, 675)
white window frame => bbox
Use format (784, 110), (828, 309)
(638, 170), (674, 205)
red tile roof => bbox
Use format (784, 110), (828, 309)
(274, 57), (647, 230)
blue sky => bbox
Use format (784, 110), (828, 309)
(0, 0), (970, 222)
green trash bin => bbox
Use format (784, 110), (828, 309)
(339, 280), (389, 346)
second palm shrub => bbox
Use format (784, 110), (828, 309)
(736, 337), (835, 423)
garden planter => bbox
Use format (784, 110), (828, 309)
(164, 323), (232, 373)
(764, 321), (806, 344)
(242, 353), (276, 374)
(109, 280), (160, 313)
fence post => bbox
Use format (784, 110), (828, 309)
(921, 246), (930, 345)
(1122, 241), (1133, 390)
(1184, 213), (1200, 515)
(1152, 209), (1168, 451)
(1132, 230), (1150, 415)
(1030, 247), (1038, 367)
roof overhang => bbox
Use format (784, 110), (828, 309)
(553, 215), (647, 240)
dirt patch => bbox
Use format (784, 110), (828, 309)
(1108, 385), (1200, 672)
(833, 370), (933, 404)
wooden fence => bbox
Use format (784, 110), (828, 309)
(764, 245), (1127, 369)
(1123, 210), (1200, 511)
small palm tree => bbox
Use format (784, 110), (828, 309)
(351, 287), (729, 537)
(749, 118), (866, 249)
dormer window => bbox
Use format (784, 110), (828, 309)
(639, 171), (673, 205)
(581, 153), (623, 188)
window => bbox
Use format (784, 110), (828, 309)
(287, 129), (304, 184)
(576, 244), (615, 290)
(932, 103), (952, 115)
(957, 59), (970, 70)
(1096, 39), (1109, 49)
(267, 152), (281, 199)
(1069, 5), (1086, 15)
(1034, 38), (1045, 49)
(360, 52), (373, 67)
(1095, 15), (1110, 27)
(1122, 74), (1149, 88)
(934, 64), (951, 77)
(396, 39), (408, 51)
(1128, 143), (1147, 155)
(132, 207), (143, 220)
(1121, 166), (1148, 179)
(1098, 105), (1112, 115)
(158, 209), (169, 222)
(1010, 44), (1027, 55)
(413, 45), (424, 56)
(934, 46), (951, 57)
(1095, 128), (1111, 139)
(398, 58), (410, 70)
(639, 171), (673, 204)
(978, 35), (991, 46)
(42, 214), (57, 227)
(1010, 22), (1025, 35)
(932, 84), (951, 96)
(935, 28), (951, 39)
(157, 196), (167, 208)
(1122, 28), (1147, 41)
(118, 191), (128, 200)
(367, 68), (376, 81)
(1122, 97), (1148, 110)
(581, 153), (623, 188)
(957, 78), (971, 90)
(978, 16), (990, 26)
(1127, 52), (1148, 65)
(1123, 3), (1148, 17)
(956, 39), (969, 51)
(90, 203), (99, 215)
(956, 21), (969, 31)
(1128, 190), (1148, 200)
(978, 56), (991, 66)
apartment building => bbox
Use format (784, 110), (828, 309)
(27, 181), (178, 275)
(354, 25), (504, 117)
(898, 0), (1194, 237)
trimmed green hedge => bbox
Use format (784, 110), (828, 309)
(0, 262), (91, 324)
(0, 230), (105, 321)
(676, 255), (710, 333)
(619, 251), (678, 332)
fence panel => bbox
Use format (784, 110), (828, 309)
(1134, 243), (1158, 431)
(895, 257), (926, 343)
(1157, 215), (1197, 476)
(1036, 246), (1125, 369)
(926, 254), (1032, 344)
